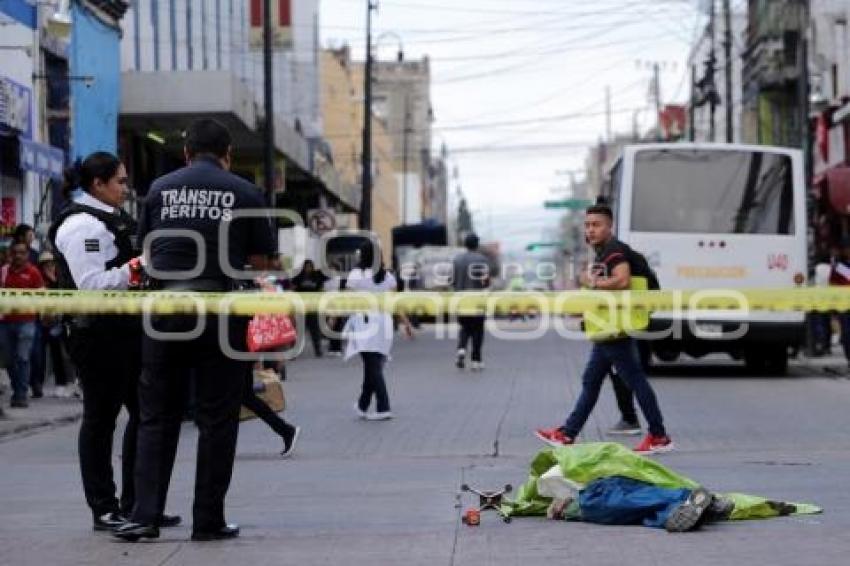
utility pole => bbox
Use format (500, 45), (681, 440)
(653, 63), (662, 140)
(723, 0), (734, 142)
(708, 0), (717, 142)
(401, 94), (410, 224)
(605, 85), (612, 142)
(689, 64), (697, 141)
(360, 0), (378, 230)
(798, 0), (811, 172)
(262, 0), (275, 200)
(632, 109), (640, 141)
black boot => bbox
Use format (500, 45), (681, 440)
(113, 522), (160, 542)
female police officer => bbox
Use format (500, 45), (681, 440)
(49, 152), (179, 532)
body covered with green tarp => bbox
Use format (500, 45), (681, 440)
(503, 443), (821, 521)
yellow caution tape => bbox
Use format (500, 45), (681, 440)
(0, 288), (848, 316)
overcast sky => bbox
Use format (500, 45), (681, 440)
(320, 0), (734, 251)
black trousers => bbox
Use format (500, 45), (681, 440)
(457, 316), (485, 362)
(31, 326), (70, 390)
(328, 316), (346, 353)
(68, 325), (140, 517)
(610, 369), (638, 424)
(358, 352), (390, 413)
(131, 315), (247, 532)
(305, 313), (323, 356)
(242, 367), (294, 439)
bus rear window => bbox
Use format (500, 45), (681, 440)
(631, 149), (795, 234)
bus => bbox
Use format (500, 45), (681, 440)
(602, 143), (807, 374)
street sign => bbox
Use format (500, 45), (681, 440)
(543, 198), (592, 210)
(526, 242), (561, 251)
(307, 208), (336, 236)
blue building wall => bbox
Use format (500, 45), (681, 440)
(0, 0), (36, 29)
(69, 1), (121, 160)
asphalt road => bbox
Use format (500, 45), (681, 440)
(1, 322), (848, 566)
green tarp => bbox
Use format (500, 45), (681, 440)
(503, 443), (822, 520)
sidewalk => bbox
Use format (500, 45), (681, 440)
(794, 348), (849, 374)
(0, 391), (83, 440)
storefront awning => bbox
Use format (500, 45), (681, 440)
(832, 101), (850, 124)
(825, 167), (850, 215)
(19, 139), (64, 180)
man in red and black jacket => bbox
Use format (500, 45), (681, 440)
(0, 241), (45, 407)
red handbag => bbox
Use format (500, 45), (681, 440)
(246, 314), (297, 353)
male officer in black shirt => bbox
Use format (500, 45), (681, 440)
(115, 119), (276, 542)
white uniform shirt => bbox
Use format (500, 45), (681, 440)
(343, 268), (398, 359)
(54, 191), (130, 290)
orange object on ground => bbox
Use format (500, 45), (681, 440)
(462, 508), (480, 526)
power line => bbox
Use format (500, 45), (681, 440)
(450, 142), (596, 154)
(334, 0), (688, 18)
(434, 17), (680, 85)
(428, 32), (683, 63)
(442, 59), (649, 124)
(336, 1), (691, 48)
(441, 106), (647, 132)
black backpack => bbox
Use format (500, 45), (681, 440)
(623, 243), (660, 290)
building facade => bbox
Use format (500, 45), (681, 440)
(424, 145), (449, 225)
(118, 0), (350, 225)
(741, 0), (808, 147)
(370, 56), (433, 225)
(322, 48), (399, 252)
(802, 1), (850, 257)
(688, 4), (746, 142)
(0, 0), (80, 239)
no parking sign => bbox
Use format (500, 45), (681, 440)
(307, 209), (336, 236)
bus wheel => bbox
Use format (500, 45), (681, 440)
(745, 349), (789, 375)
(764, 350), (789, 375)
(744, 352), (765, 374)
(656, 349), (679, 363)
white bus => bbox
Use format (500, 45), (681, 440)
(603, 143), (807, 374)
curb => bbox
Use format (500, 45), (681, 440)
(0, 410), (83, 442)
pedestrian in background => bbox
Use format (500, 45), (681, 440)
(14, 224), (47, 399)
(829, 238), (850, 372)
(29, 251), (73, 398)
(345, 242), (412, 421)
(606, 369), (642, 436)
(13, 223), (40, 266)
(242, 366), (300, 457)
(812, 244), (838, 356)
(452, 233), (490, 371)
(325, 257), (349, 357)
(0, 241), (44, 408)
(292, 259), (328, 358)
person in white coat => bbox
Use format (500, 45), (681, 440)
(344, 243), (412, 420)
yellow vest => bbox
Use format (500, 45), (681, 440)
(582, 276), (650, 341)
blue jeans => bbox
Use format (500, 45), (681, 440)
(812, 313), (832, 353)
(0, 321), (37, 402)
(839, 314), (850, 362)
(29, 323), (45, 394)
(563, 337), (667, 438)
(579, 476), (691, 528)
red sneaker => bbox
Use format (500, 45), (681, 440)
(534, 427), (575, 447)
(634, 434), (675, 454)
